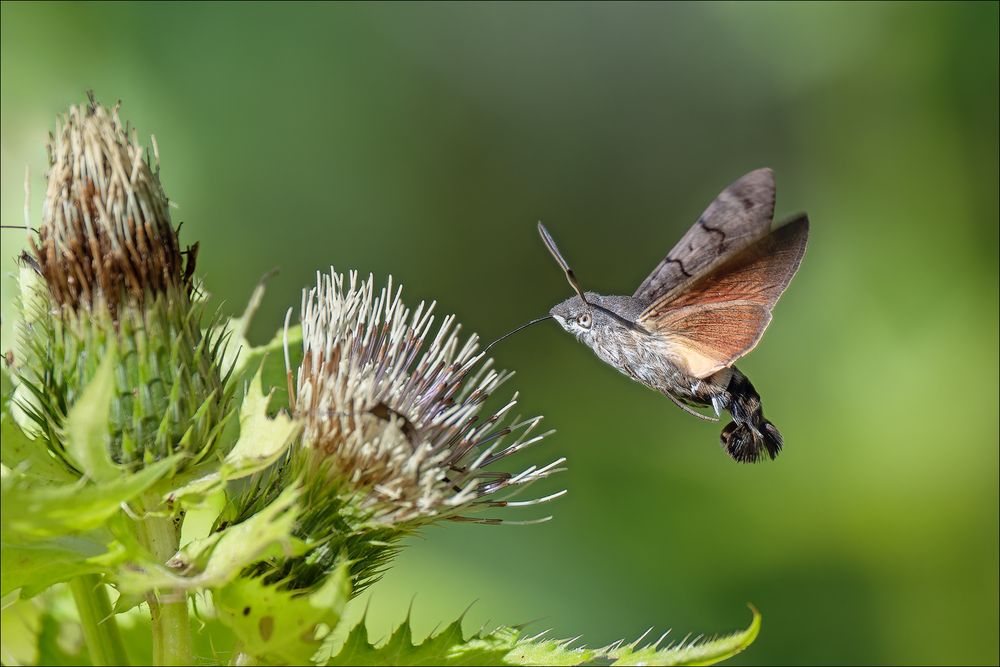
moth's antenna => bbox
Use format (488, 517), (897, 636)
(537, 222), (649, 335)
(481, 315), (552, 356)
(1, 225), (39, 233)
(538, 222), (590, 304)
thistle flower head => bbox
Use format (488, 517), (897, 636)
(291, 269), (565, 526)
(29, 94), (194, 316)
(14, 97), (229, 473)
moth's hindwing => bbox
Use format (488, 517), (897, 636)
(639, 215), (809, 378)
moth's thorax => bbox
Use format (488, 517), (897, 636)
(550, 292), (731, 403)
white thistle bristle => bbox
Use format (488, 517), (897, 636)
(294, 269), (562, 525)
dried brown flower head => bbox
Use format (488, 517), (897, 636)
(14, 96), (229, 473)
(29, 95), (195, 316)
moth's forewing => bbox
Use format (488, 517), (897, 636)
(633, 168), (776, 307)
(639, 215), (809, 378)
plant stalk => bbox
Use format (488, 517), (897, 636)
(68, 574), (130, 666)
(137, 504), (192, 666)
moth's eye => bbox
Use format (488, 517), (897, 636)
(578, 312), (592, 329)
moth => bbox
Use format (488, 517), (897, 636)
(538, 168), (808, 463)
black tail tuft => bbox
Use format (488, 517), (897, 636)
(720, 419), (782, 463)
(719, 369), (783, 463)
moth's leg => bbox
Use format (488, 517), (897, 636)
(663, 389), (720, 422)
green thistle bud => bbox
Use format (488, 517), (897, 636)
(16, 96), (232, 473)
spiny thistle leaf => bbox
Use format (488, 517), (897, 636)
(116, 484), (303, 593)
(1, 456), (178, 542)
(323, 608), (760, 666)
(1, 586), (240, 666)
(224, 361), (302, 474)
(218, 281), (269, 382)
(0, 596), (93, 666)
(603, 607), (760, 666)
(34, 610), (92, 666)
(230, 323), (302, 414)
(1, 401), (75, 484)
(61, 354), (119, 482)
(0, 532), (125, 598)
(0, 596), (44, 664)
(167, 361), (301, 508)
(217, 276), (299, 391)
(215, 562), (351, 664)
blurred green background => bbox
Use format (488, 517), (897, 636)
(2, 2), (997, 664)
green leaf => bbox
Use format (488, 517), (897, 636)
(1, 595), (43, 664)
(328, 618), (523, 666)
(1, 456), (178, 542)
(17, 264), (49, 329)
(35, 611), (92, 666)
(325, 607), (760, 666)
(214, 270), (300, 416)
(2, 360), (72, 483)
(604, 606), (760, 666)
(167, 360), (300, 508)
(216, 562), (351, 664)
(0, 457), (178, 598)
(62, 354), (119, 483)
(116, 484), (303, 593)
(2, 408), (76, 483)
(1, 364), (12, 410)
(0, 536), (125, 599)
(217, 277), (275, 381)
(230, 323), (301, 415)
(224, 360), (301, 474)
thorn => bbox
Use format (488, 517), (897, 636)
(459, 599), (478, 622)
(405, 594), (417, 623)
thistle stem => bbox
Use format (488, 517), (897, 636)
(68, 574), (130, 666)
(136, 505), (192, 666)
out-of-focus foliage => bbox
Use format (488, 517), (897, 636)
(2, 3), (997, 665)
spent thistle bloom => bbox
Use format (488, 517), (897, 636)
(30, 97), (194, 316)
(222, 269), (565, 598)
(291, 269), (565, 526)
(15, 96), (232, 473)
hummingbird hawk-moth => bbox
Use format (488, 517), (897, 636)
(537, 168), (808, 463)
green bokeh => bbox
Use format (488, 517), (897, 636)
(2, 2), (997, 664)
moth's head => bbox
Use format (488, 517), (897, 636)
(549, 292), (607, 341)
